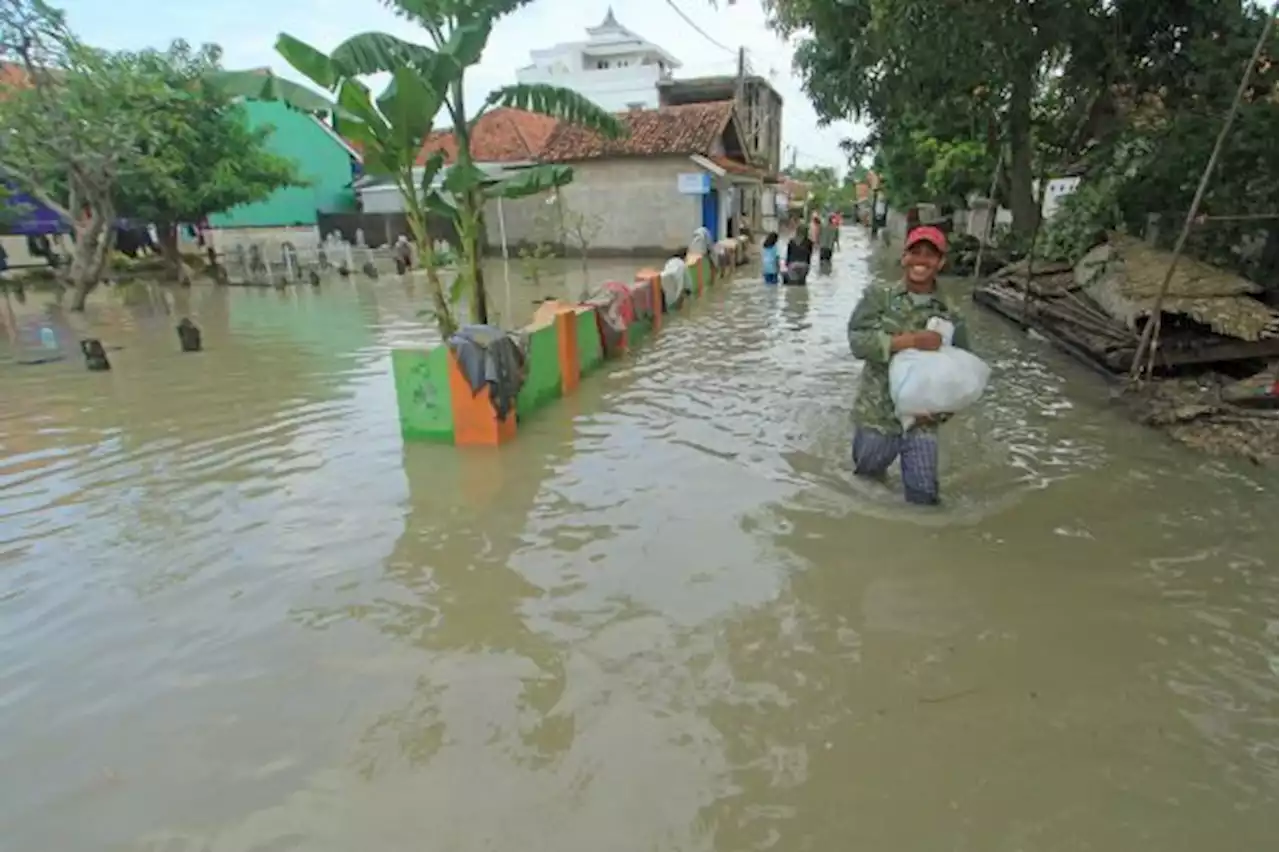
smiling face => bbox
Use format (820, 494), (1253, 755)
(901, 240), (945, 291)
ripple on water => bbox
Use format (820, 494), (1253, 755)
(0, 236), (1275, 851)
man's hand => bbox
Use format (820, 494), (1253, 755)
(891, 330), (945, 352)
(913, 330), (944, 351)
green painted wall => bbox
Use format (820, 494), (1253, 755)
(576, 310), (604, 375)
(393, 347), (455, 442)
(626, 315), (653, 348)
(516, 324), (563, 418)
(208, 101), (357, 229)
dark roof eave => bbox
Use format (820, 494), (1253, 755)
(539, 150), (706, 164)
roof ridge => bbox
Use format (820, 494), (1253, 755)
(503, 109), (537, 160)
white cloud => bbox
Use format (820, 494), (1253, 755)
(61, 0), (861, 175)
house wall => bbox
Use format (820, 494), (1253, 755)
(208, 101), (357, 230)
(484, 157), (701, 254)
(1038, 175), (1082, 219)
(361, 185), (406, 215)
(516, 61), (663, 112)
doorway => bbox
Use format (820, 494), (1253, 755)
(700, 187), (719, 239)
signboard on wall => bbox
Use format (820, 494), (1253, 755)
(677, 172), (711, 195)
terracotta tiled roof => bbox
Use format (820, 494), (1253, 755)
(418, 107), (559, 165)
(0, 61), (29, 88)
(0, 61), (35, 98)
(538, 101), (735, 162)
(780, 178), (809, 198)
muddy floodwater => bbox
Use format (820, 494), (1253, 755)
(1, 232), (1275, 851)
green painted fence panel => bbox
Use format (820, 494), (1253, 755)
(392, 347), (454, 443)
(516, 323), (562, 418)
(576, 309), (604, 375)
(626, 315), (653, 349)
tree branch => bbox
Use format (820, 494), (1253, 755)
(0, 158), (72, 221)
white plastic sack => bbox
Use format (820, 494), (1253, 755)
(889, 344), (991, 431)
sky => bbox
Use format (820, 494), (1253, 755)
(56, 0), (860, 177)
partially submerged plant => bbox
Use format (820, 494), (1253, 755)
(213, 0), (626, 338)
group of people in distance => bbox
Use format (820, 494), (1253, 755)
(754, 211), (979, 507)
(760, 212), (841, 287)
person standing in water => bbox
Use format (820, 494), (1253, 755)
(761, 232), (780, 285)
(845, 226), (970, 505)
(817, 214), (839, 269)
(784, 227), (812, 285)
(393, 235), (413, 274)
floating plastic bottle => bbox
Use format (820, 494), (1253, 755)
(39, 326), (57, 350)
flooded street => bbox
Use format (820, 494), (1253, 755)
(1, 230), (1275, 851)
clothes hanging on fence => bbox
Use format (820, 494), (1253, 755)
(590, 284), (634, 355)
(660, 258), (687, 308)
(448, 324), (527, 421)
(602, 281), (636, 326)
(629, 279), (655, 320)
(690, 227), (714, 265)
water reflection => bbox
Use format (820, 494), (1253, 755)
(0, 233), (1274, 851)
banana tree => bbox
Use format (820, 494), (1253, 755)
(214, 1), (624, 332)
(211, 54), (462, 334)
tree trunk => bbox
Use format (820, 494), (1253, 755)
(403, 198), (456, 339)
(157, 221), (192, 286)
(467, 192), (489, 325)
(1006, 69), (1039, 238)
(67, 207), (114, 311)
(444, 81), (489, 328)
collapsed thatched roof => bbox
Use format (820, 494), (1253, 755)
(1076, 236), (1279, 341)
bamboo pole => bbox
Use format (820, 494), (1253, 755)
(971, 147), (1005, 280)
(1021, 164), (1052, 324)
(1128, 11), (1274, 382)
(496, 196), (511, 325)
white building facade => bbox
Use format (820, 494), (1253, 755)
(514, 8), (682, 112)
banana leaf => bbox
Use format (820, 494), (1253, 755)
(483, 164), (574, 199)
(483, 83), (626, 139)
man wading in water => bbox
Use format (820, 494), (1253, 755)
(846, 225), (970, 505)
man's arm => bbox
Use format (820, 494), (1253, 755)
(847, 288), (891, 363)
(848, 289), (924, 363)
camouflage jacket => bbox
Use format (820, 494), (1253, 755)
(846, 283), (971, 435)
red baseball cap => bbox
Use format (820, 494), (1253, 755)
(905, 225), (947, 254)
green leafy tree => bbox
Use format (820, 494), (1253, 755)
(114, 41), (304, 285)
(767, 0), (1102, 236)
(0, 0), (180, 308)
(215, 0), (626, 337)
(782, 164), (840, 213)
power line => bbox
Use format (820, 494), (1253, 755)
(662, 0), (736, 54)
